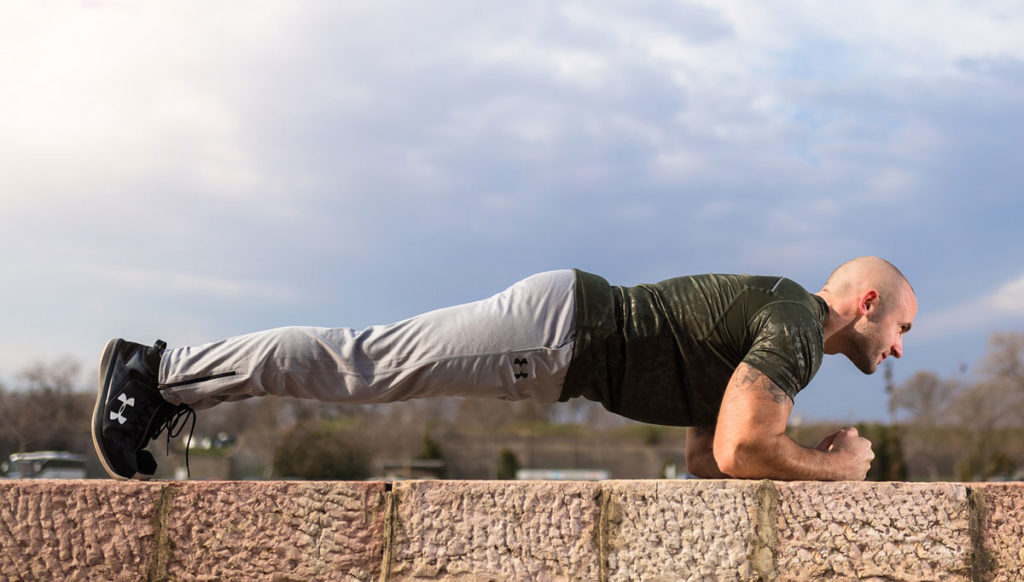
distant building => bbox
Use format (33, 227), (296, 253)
(376, 458), (447, 480)
(515, 468), (610, 481)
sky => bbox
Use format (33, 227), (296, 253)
(1, 1), (1023, 422)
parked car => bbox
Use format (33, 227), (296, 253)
(1, 451), (87, 479)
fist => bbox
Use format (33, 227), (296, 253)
(825, 427), (875, 480)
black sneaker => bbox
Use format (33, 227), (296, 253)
(92, 339), (195, 480)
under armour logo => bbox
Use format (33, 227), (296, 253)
(513, 358), (529, 380)
(110, 393), (135, 425)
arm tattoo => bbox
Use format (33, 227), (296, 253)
(761, 382), (791, 405)
(738, 366), (791, 405)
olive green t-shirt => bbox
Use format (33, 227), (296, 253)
(559, 269), (829, 426)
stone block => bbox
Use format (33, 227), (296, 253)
(389, 480), (601, 581)
(973, 483), (1024, 581)
(162, 480), (387, 582)
(0, 480), (162, 581)
(602, 479), (767, 582)
(775, 481), (972, 581)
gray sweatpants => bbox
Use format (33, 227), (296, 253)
(159, 270), (577, 410)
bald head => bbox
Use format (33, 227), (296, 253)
(815, 258), (921, 372)
(817, 257), (918, 372)
(821, 256), (914, 317)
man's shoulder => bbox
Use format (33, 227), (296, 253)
(649, 273), (808, 293)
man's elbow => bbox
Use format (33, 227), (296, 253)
(713, 439), (764, 479)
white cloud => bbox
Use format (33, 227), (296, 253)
(83, 264), (299, 303)
(989, 275), (1024, 314)
(0, 3), (278, 208)
(694, 200), (737, 220)
(719, 1), (1024, 72)
(866, 168), (920, 198)
(917, 274), (1024, 341)
(650, 149), (704, 182)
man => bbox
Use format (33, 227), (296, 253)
(92, 256), (916, 482)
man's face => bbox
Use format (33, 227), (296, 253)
(848, 287), (917, 374)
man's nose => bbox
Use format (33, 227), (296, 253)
(892, 337), (904, 359)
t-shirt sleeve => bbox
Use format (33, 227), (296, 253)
(741, 302), (825, 400)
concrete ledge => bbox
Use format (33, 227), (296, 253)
(2, 480), (1022, 581)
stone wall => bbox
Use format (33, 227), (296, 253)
(2, 479), (1022, 581)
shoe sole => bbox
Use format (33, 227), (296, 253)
(91, 339), (152, 481)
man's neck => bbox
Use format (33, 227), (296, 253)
(814, 290), (851, 356)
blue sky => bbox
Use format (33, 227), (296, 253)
(2, 1), (1023, 422)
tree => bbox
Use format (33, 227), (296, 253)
(273, 420), (370, 480)
(889, 371), (958, 480)
(855, 423), (907, 481)
(942, 332), (1024, 481)
(978, 332), (1024, 423)
(0, 358), (89, 454)
(891, 371), (956, 427)
(497, 448), (520, 480)
(981, 332), (1024, 386)
(949, 379), (1019, 481)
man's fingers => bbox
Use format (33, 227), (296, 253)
(815, 430), (842, 451)
(824, 428), (859, 450)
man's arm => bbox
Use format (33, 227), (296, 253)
(685, 426), (732, 478)
(712, 362), (874, 480)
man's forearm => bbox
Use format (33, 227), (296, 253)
(717, 433), (848, 481)
(714, 363), (872, 481)
(686, 448), (732, 479)
(685, 426), (732, 478)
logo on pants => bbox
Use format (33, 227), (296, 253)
(513, 358), (529, 380)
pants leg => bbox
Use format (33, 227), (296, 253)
(159, 270), (577, 410)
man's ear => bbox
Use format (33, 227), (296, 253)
(858, 290), (879, 315)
